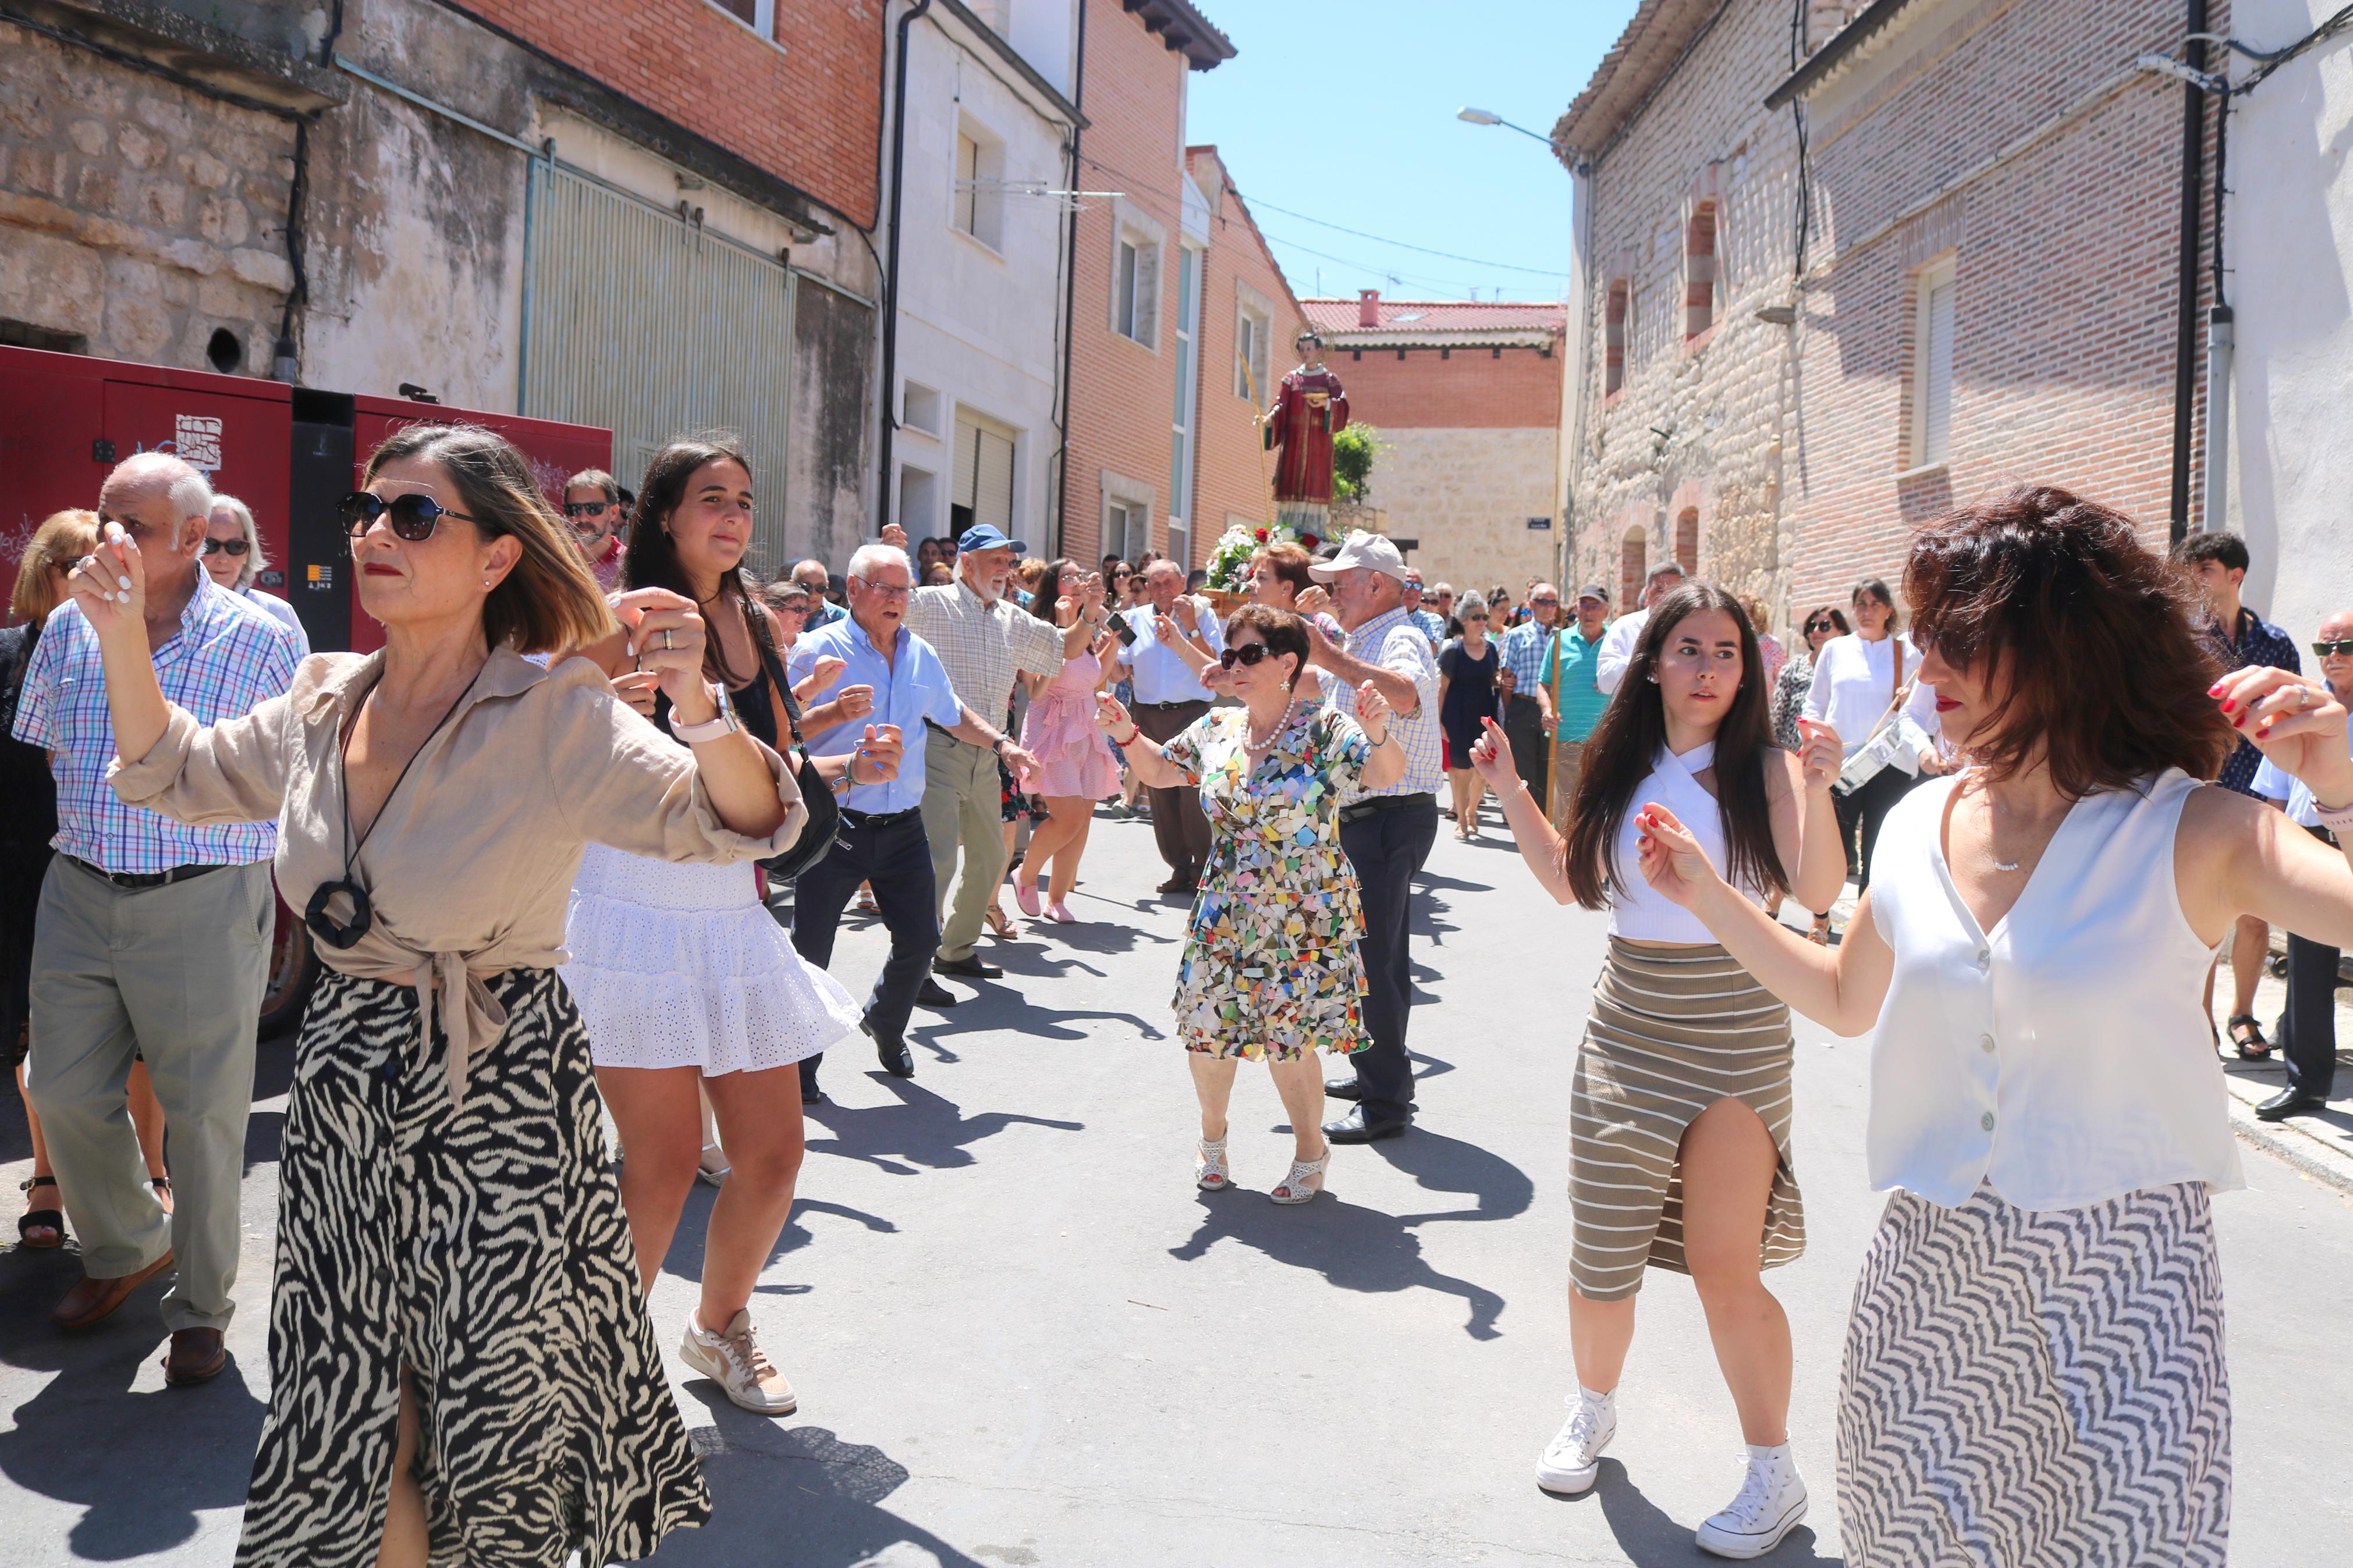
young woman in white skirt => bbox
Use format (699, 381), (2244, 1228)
(567, 435), (899, 1417)
(1470, 585), (1848, 1558)
(1634, 485), (2353, 1566)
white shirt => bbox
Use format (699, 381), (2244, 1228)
(240, 585), (311, 659)
(1802, 633), (1940, 753)
(1594, 607), (1647, 695)
(1864, 769), (2243, 1210)
(2251, 710), (2351, 827)
(1607, 740), (1767, 943)
(1117, 602), (1223, 705)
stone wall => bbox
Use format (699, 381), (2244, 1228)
(1372, 425), (1560, 596)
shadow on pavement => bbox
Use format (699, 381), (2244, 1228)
(655, 1189), (899, 1289)
(1369, 1125), (1535, 1224)
(1167, 1189), (1507, 1339)
(803, 1078), (1081, 1176)
(1557, 1459), (1843, 1566)
(650, 1407), (986, 1567)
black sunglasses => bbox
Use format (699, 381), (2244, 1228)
(201, 538), (251, 557)
(340, 491), (483, 542)
(563, 500), (613, 519)
(1218, 643), (1277, 669)
(2316, 640), (2353, 657)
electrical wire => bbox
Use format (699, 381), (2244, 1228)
(1237, 195), (1571, 279)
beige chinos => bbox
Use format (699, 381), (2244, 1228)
(922, 734), (1005, 962)
(28, 855), (272, 1331)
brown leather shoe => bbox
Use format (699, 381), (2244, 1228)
(162, 1327), (229, 1386)
(49, 1250), (175, 1331)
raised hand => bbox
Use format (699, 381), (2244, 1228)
(1634, 802), (1722, 911)
(881, 521), (910, 553)
(802, 655), (847, 696)
(1081, 571), (1106, 609)
(1295, 584), (1332, 617)
(66, 520), (145, 637)
(612, 587), (711, 712)
(1468, 716), (1517, 791)
(1355, 680), (1393, 738)
(832, 683), (875, 723)
(1171, 595), (1201, 633)
(1093, 690), (1134, 738)
(1795, 717), (1843, 793)
(2217, 665), (2353, 805)
(860, 723), (904, 783)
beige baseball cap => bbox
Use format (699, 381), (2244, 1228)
(1307, 531), (1410, 584)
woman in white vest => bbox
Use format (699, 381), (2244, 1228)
(1801, 577), (1941, 891)
(1635, 485), (2353, 1566)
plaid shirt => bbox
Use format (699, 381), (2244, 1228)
(14, 575), (302, 873)
(1327, 605), (1442, 804)
(1497, 620), (1553, 713)
(904, 579), (1063, 717)
(1408, 608), (1445, 649)
(2204, 606), (2301, 794)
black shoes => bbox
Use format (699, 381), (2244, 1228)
(798, 1059), (823, 1103)
(933, 954), (1003, 980)
(1323, 1104), (1409, 1144)
(863, 1018), (915, 1078)
(1324, 1076), (1362, 1102)
(916, 977), (960, 1008)
(2255, 1087), (2328, 1122)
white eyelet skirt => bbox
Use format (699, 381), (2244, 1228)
(562, 842), (860, 1074)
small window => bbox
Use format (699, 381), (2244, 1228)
(1684, 202), (1717, 339)
(0, 317), (88, 354)
(953, 122), (1004, 251)
(708, 0), (775, 37)
(1113, 229), (1160, 347)
(1233, 292), (1272, 400)
(1106, 500), (1148, 562)
(902, 381), (943, 437)
(953, 412), (1017, 536)
(1618, 527), (1647, 614)
(897, 465), (939, 538)
(1603, 280), (1629, 395)
(1673, 507), (1699, 573)
(1911, 261), (1957, 468)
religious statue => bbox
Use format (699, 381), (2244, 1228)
(1263, 330), (1349, 536)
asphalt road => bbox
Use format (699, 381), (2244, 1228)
(3, 805), (2351, 1566)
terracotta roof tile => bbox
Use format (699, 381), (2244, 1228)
(1300, 298), (1567, 336)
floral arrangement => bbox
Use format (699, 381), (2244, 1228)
(1204, 517), (1331, 592)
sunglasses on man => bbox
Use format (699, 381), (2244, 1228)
(340, 491), (484, 542)
(201, 538), (250, 557)
(563, 500), (614, 519)
(2316, 639), (2353, 657)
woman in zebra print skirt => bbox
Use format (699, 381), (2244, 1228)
(1634, 485), (2353, 1566)
(73, 424), (848, 1566)
(1471, 584), (1850, 1559)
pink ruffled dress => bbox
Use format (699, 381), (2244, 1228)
(1020, 649), (1122, 799)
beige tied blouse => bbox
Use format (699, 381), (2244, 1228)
(109, 646), (805, 1108)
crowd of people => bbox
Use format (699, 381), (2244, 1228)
(5, 428), (2352, 1566)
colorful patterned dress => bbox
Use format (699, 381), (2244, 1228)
(1163, 699), (1372, 1060)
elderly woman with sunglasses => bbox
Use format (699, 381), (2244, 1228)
(1096, 605), (1403, 1203)
(203, 494), (310, 656)
(68, 423), (813, 1567)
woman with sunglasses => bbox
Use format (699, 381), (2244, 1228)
(1439, 590), (1502, 840)
(1095, 605), (1403, 1201)
(1468, 585), (1845, 1558)
(204, 494), (310, 656)
(70, 422), (818, 1567)
(1769, 607), (1850, 939)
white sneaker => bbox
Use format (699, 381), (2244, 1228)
(679, 1308), (797, 1416)
(1535, 1388), (1616, 1495)
(1695, 1443), (1808, 1559)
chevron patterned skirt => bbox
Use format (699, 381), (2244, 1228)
(1837, 1181), (2230, 1566)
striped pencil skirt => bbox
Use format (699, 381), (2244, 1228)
(1568, 938), (1805, 1302)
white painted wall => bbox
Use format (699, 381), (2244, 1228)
(2220, 1), (2353, 638)
(893, 4), (1076, 547)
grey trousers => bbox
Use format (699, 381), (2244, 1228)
(922, 734), (1005, 963)
(28, 855), (271, 1331)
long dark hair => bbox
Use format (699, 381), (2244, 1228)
(1560, 584), (1788, 908)
(1904, 485), (2234, 797)
(1030, 557), (1079, 624)
(622, 433), (772, 685)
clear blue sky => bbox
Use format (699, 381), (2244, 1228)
(1184, 0), (1639, 305)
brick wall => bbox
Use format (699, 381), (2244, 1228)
(1335, 343), (1563, 430)
(1374, 426), (1560, 596)
(1564, 0), (2220, 629)
(449, 0), (883, 226)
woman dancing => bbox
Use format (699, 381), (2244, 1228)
(1012, 559), (1120, 922)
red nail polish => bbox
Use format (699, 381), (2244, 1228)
(2220, 699), (2237, 713)
(2208, 682), (2227, 696)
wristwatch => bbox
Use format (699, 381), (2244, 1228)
(991, 735), (1008, 757)
(668, 685), (740, 745)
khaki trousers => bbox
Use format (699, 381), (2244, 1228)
(1550, 738), (1590, 834)
(29, 855), (271, 1331)
(922, 734), (1005, 962)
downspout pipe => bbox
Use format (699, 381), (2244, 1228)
(876, 0), (935, 535)
(1052, 0), (1088, 559)
(2201, 64), (2233, 535)
(2169, 1), (2210, 546)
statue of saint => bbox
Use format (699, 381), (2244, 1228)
(1263, 330), (1349, 535)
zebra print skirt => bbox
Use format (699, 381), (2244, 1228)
(236, 968), (709, 1567)
(1837, 1181), (2230, 1566)
(1568, 939), (1805, 1301)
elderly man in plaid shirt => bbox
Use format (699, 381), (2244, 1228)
(13, 453), (301, 1384)
(1495, 582), (1561, 806)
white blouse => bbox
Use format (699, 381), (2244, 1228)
(1864, 768), (2244, 1210)
(1802, 632), (1939, 752)
(1609, 741), (1766, 943)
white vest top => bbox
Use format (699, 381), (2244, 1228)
(1865, 767), (2244, 1210)
(1609, 741), (1765, 943)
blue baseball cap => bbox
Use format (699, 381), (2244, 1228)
(957, 524), (1025, 554)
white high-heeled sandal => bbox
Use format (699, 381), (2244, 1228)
(1270, 1144), (1330, 1205)
(1195, 1136), (1232, 1192)
(695, 1143), (730, 1188)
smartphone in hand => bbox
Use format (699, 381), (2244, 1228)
(1111, 613), (1140, 647)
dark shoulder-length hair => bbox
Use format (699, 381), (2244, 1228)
(1030, 557), (1080, 624)
(1559, 584), (1788, 909)
(362, 423), (614, 655)
(1223, 602), (1311, 689)
(1904, 485), (2234, 797)
(622, 432), (772, 685)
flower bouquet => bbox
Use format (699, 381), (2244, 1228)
(1204, 517), (1330, 593)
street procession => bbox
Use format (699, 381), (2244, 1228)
(8, 1), (2353, 1565)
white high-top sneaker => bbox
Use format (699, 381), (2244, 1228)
(1534, 1386), (1617, 1495)
(1695, 1442), (1808, 1559)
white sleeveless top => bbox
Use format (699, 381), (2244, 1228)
(1865, 767), (2244, 1210)
(1609, 741), (1766, 943)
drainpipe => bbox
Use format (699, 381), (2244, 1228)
(1052, 0), (1088, 557)
(2168, 1), (2210, 545)
(876, 0), (935, 535)
(2201, 72), (2234, 536)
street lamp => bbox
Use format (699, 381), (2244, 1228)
(1457, 106), (1555, 147)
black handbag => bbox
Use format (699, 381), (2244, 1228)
(754, 642), (839, 883)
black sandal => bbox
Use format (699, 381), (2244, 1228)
(17, 1175), (63, 1249)
(2226, 1015), (2273, 1061)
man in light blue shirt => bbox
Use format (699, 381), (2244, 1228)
(784, 542), (1027, 1091)
(1117, 559), (1225, 894)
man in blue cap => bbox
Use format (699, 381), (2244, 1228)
(895, 521), (1088, 988)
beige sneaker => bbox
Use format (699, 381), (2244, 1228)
(679, 1309), (797, 1416)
